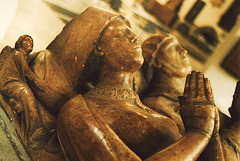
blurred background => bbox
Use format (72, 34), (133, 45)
(0, 0), (239, 115)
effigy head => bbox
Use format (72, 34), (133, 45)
(141, 33), (191, 77)
(15, 35), (33, 54)
(47, 6), (131, 87)
(96, 20), (143, 73)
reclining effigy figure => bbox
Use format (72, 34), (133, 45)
(0, 6), (239, 161)
(55, 6), (240, 161)
(139, 33), (239, 160)
(139, 33), (192, 135)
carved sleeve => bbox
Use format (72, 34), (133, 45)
(57, 94), (141, 161)
(18, 52), (38, 81)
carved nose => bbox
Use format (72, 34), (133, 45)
(180, 49), (187, 56)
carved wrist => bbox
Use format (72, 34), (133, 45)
(181, 104), (215, 119)
(184, 117), (215, 138)
(188, 129), (212, 138)
(181, 104), (215, 137)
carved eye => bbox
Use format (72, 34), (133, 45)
(130, 37), (138, 43)
(131, 38), (136, 43)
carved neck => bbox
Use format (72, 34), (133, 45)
(87, 62), (151, 112)
(97, 64), (134, 90)
(150, 67), (186, 94)
(86, 73), (150, 112)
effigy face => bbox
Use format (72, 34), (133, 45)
(141, 33), (192, 78)
(96, 20), (143, 73)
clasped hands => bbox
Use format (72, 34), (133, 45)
(179, 71), (219, 138)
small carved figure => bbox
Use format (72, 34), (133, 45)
(0, 35), (64, 160)
(140, 33), (192, 135)
(0, 35), (48, 144)
(57, 7), (220, 161)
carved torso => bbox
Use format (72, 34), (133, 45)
(84, 87), (182, 159)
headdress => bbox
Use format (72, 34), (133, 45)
(47, 6), (130, 87)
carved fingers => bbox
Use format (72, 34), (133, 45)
(212, 108), (220, 137)
(183, 71), (214, 104)
(180, 71), (216, 138)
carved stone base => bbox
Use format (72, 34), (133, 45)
(0, 95), (65, 161)
(0, 107), (31, 161)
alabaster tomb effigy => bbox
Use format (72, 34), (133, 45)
(0, 6), (239, 161)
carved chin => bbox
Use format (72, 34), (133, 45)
(137, 55), (144, 65)
(122, 60), (143, 72)
(180, 66), (192, 75)
(134, 56), (144, 69)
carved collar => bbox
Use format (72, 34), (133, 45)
(85, 86), (150, 112)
